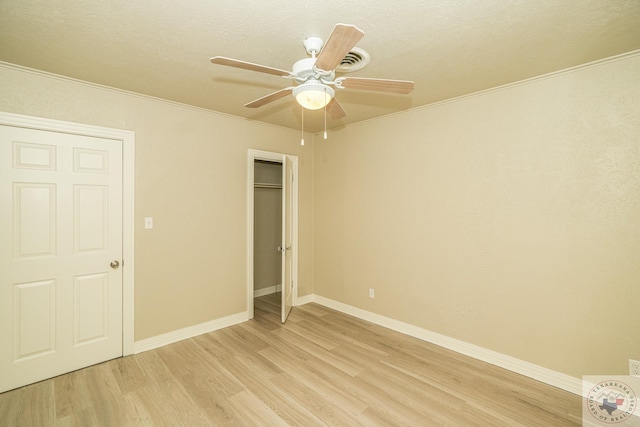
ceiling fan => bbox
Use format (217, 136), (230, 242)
(210, 24), (414, 119)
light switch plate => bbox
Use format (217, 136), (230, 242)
(144, 217), (153, 229)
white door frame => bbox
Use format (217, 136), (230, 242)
(0, 111), (135, 356)
(247, 149), (298, 319)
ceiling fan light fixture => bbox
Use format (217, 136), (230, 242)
(211, 23), (413, 123)
(293, 83), (334, 110)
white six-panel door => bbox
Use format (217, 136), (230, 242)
(0, 125), (123, 393)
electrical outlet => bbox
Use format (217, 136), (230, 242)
(368, 288), (375, 299)
(630, 359), (640, 377)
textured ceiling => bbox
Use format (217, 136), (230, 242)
(1, 0), (639, 132)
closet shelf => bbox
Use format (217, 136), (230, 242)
(254, 182), (282, 189)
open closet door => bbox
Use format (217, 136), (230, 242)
(281, 155), (293, 323)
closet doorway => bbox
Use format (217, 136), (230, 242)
(247, 150), (298, 323)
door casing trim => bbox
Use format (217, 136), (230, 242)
(247, 149), (298, 319)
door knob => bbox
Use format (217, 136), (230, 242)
(110, 260), (120, 269)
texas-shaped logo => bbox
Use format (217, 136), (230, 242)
(599, 391), (626, 416)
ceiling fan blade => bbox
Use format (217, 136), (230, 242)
(336, 77), (415, 94)
(326, 98), (347, 119)
(210, 56), (292, 77)
(314, 24), (364, 72)
(244, 88), (293, 108)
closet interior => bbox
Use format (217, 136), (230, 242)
(253, 159), (283, 310)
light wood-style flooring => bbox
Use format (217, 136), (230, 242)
(0, 293), (582, 426)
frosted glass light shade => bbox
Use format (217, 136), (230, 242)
(293, 83), (334, 110)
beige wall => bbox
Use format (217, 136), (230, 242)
(2, 51), (638, 379)
(0, 64), (314, 341)
(313, 53), (640, 378)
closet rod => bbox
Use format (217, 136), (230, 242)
(254, 183), (282, 189)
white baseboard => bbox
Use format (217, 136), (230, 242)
(132, 294), (583, 396)
(296, 294), (315, 306)
(298, 294), (583, 396)
(254, 284), (281, 298)
(134, 311), (249, 354)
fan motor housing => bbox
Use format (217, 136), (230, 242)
(293, 58), (335, 84)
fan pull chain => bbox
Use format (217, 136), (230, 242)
(300, 106), (305, 146)
(324, 87), (328, 140)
